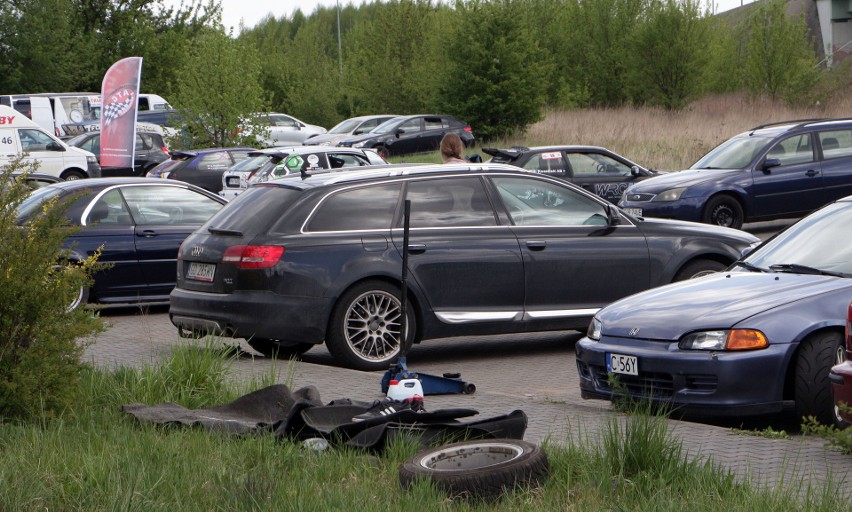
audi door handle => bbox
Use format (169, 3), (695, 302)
(407, 243), (427, 254)
(806, 169), (819, 177)
(526, 240), (547, 250)
(139, 230), (158, 238)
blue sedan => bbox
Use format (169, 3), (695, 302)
(618, 119), (852, 229)
(576, 194), (852, 425)
(16, 178), (226, 309)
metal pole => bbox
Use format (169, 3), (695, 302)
(399, 200), (411, 355)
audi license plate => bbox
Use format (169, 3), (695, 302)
(623, 208), (643, 217)
(187, 262), (215, 282)
(607, 353), (638, 376)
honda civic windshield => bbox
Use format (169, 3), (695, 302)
(742, 201), (852, 277)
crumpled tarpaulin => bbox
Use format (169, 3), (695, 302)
(123, 384), (527, 451)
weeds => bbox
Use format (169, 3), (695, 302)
(1, 342), (846, 510)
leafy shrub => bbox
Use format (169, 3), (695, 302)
(801, 406), (852, 455)
(0, 159), (102, 420)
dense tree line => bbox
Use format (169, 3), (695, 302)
(0, 0), (821, 143)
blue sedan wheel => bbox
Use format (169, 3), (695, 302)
(702, 194), (744, 229)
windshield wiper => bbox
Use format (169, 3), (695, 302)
(207, 227), (243, 237)
(768, 263), (846, 278)
(733, 260), (767, 273)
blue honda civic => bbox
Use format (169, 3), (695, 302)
(617, 118), (852, 229)
(576, 194), (852, 426)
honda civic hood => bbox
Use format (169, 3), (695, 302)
(598, 273), (852, 340)
(625, 168), (742, 194)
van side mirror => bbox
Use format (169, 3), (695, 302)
(46, 141), (65, 152)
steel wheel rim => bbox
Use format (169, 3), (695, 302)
(67, 285), (85, 312)
(690, 269), (718, 279)
(712, 204), (735, 227)
(344, 290), (402, 362)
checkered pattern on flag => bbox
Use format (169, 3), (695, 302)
(102, 94), (134, 128)
(100, 57), (143, 168)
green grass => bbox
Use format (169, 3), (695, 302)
(0, 343), (846, 510)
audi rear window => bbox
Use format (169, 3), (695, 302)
(202, 186), (302, 236)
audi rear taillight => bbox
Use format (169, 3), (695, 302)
(463, 126), (472, 132)
(222, 245), (284, 269)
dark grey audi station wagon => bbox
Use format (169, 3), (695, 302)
(169, 164), (759, 370)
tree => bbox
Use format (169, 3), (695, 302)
(629, 0), (710, 110)
(0, 0), (95, 93)
(440, 0), (549, 141)
(343, 0), (445, 115)
(562, 0), (645, 107)
(741, 0), (819, 101)
(169, 28), (268, 148)
(0, 159), (102, 420)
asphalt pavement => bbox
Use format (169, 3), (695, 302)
(83, 302), (852, 497)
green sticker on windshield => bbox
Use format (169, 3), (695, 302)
(285, 155), (304, 171)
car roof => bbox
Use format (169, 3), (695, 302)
(245, 146), (371, 158)
(483, 145), (616, 159)
(744, 118), (852, 138)
(39, 177), (222, 194)
(171, 147), (254, 158)
(260, 163), (532, 191)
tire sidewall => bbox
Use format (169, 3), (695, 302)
(795, 331), (845, 426)
(702, 195), (743, 229)
(326, 280), (414, 371)
(399, 439), (549, 499)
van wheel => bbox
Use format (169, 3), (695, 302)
(61, 169), (86, 181)
(326, 281), (414, 371)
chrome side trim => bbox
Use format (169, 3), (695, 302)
(435, 311), (523, 324)
(524, 308), (600, 319)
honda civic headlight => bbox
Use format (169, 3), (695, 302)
(652, 187), (687, 202)
(587, 317), (602, 341)
(679, 329), (767, 351)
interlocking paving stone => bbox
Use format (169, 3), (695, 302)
(83, 306), (852, 495)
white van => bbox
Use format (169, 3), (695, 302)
(0, 105), (100, 180)
(0, 93), (171, 137)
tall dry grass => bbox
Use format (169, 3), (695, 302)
(518, 93), (852, 170)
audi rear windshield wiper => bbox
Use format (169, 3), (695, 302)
(733, 260), (767, 273)
(768, 263), (847, 278)
(207, 227), (243, 237)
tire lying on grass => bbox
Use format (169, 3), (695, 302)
(399, 439), (549, 500)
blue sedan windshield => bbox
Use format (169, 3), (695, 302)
(691, 134), (774, 170)
(743, 201), (852, 276)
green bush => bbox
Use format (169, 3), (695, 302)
(0, 159), (102, 420)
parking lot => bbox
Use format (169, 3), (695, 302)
(85, 231), (852, 498)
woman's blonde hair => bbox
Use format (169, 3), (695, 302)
(440, 133), (464, 161)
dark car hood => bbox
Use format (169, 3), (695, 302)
(598, 273), (852, 340)
(626, 168), (742, 193)
(339, 132), (384, 145)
